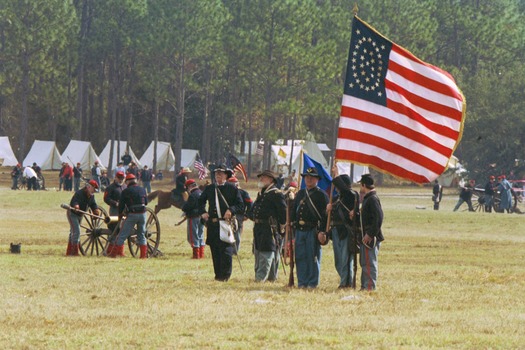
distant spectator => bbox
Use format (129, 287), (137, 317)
(121, 152), (132, 170)
(156, 170), (164, 181)
(73, 162), (83, 192)
(100, 170), (110, 190)
(59, 162), (66, 191)
(62, 163), (74, 191)
(140, 165), (153, 193)
(91, 161), (101, 188)
(114, 162), (126, 177)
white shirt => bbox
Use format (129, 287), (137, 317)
(23, 166), (37, 179)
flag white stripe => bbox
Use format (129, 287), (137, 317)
(386, 70), (463, 112)
(341, 95), (458, 149)
(338, 115), (449, 166)
(336, 137), (439, 180)
(390, 49), (460, 94)
(385, 88), (462, 132)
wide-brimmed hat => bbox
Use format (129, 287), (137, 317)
(359, 174), (374, 186)
(214, 164), (233, 178)
(181, 167), (192, 174)
(301, 167), (321, 178)
(257, 170), (277, 182)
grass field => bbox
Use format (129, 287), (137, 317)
(1, 170), (524, 349)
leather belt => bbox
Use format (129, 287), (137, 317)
(298, 220), (317, 226)
(128, 210), (145, 214)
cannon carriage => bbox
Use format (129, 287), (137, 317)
(470, 184), (524, 213)
(70, 205), (161, 257)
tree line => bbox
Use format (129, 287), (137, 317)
(1, 0), (524, 179)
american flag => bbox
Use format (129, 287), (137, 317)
(227, 154), (248, 182)
(336, 16), (466, 184)
(194, 154), (207, 180)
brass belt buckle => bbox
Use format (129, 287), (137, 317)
(298, 220), (305, 225)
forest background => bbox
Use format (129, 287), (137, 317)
(1, 0), (525, 178)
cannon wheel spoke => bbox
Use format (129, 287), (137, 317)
(79, 207), (109, 256)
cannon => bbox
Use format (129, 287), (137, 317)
(61, 204), (161, 257)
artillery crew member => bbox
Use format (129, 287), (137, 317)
(198, 165), (244, 282)
(107, 173), (149, 258)
(291, 167), (329, 288)
(11, 163), (22, 190)
(359, 174), (384, 291)
(247, 170), (286, 282)
(66, 180), (100, 256)
(324, 167), (360, 289)
(103, 171), (126, 232)
(484, 175), (496, 212)
(182, 179), (205, 259)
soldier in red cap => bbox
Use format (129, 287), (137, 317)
(66, 180), (100, 256)
(104, 171), (126, 236)
(107, 173), (149, 258)
(182, 179), (205, 259)
(10, 163), (22, 190)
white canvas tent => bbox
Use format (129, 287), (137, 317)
(99, 140), (141, 169)
(61, 140), (104, 171)
(169, 149), (200, 171)
(271, 139), (330, 175)
(0, 136), (18, 166)
(139, 141), (175, 171)
(23, 140), (62, 170)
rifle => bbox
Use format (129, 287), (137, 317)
(350, 190), (361, 289)
(269, 216), (286, 276)
(284, 189), (296, 287)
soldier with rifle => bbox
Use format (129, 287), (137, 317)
(322, 165), (360, 289)
(247, 170), (287, 282)
(291, 167), (329, 288)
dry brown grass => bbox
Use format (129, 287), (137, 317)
(1, 172), (524, 349)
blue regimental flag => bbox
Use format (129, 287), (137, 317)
(301, 153), (332, 193)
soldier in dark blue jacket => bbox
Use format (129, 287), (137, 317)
(291, 167), (329, 288)
(359, 174), (384, 291)
(66, 180), (100, 256)
(198, 165), (243, 282)
(108, 173), (149, 259)
(248, 170), (286, 282)
(182, 179), (205, 259)
(227, 176), (253, 253)
(324, 166), (359, 289)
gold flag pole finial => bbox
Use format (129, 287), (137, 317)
(353, 3), (359, 16)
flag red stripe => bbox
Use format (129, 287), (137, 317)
(389, 47), (464, 101)
(335, 149), (429, 184)
(341, 105), (457, 154)
(384, 80), (463, 122)
(337, 127), (444, 174)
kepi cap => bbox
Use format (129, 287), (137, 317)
(115, 171), (125, 178)
(87, 180), (99, 189)
(359, 174), (374, 186)
(185, 179), (196, 187)
(301, 167), (321, 178)
(125, 173), (136, 181)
